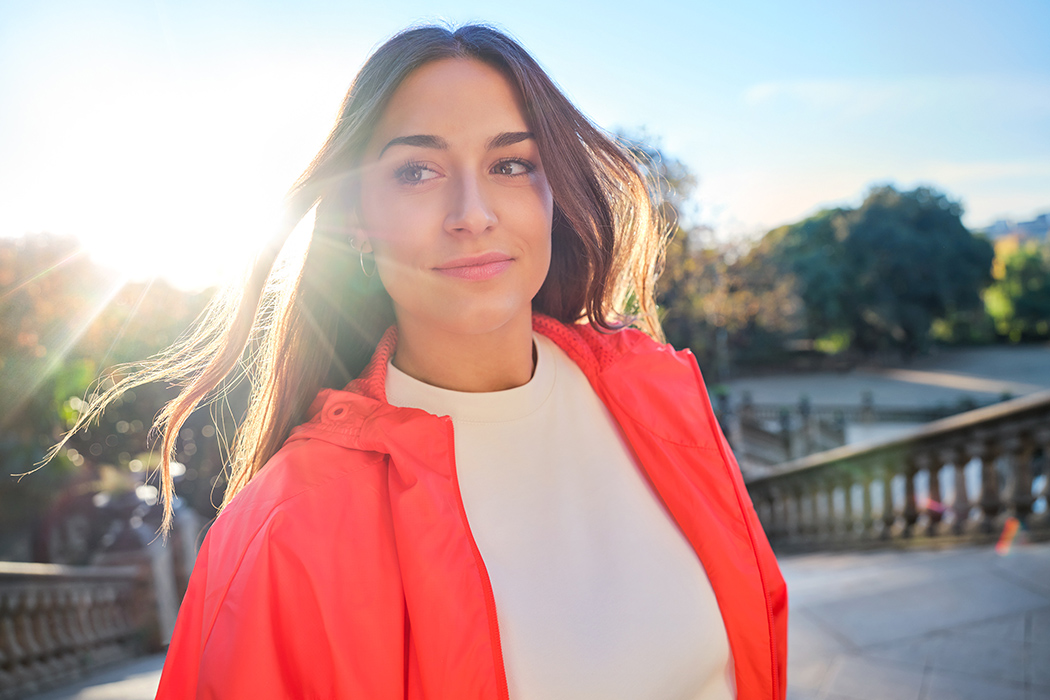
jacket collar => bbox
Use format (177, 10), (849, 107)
(334, 312), (611, 405)
(294, 312), (636, 452)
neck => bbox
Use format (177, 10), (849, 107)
(392, 311), (535, 392)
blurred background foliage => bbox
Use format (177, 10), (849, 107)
(631, 138), (1048, 380)
(0, 234), (226, 562)
(1, 137), (1048, 563)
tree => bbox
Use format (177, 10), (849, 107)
(983, 236), (1050, 341)
(0, 233), (219, 561)
(622, 132), (805, 375)
(769, 186), (994, 355)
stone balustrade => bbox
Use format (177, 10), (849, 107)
(0, 561), (156, 699)
(745, 389), (1050, 551)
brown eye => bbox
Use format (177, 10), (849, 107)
(493, 160), (532, 177)
(395, 162), (439, 185)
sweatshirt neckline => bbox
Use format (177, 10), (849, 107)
(384, 334), (557, 424)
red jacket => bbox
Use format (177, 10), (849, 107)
(156, 315), (787, 699)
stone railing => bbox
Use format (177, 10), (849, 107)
(736, 409), (846, 467)
(0, 561), (157, 699)
(717, 390), (997, 428)
(745, 390), (1050, 551)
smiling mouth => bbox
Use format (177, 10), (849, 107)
(434, 253), (514, 281)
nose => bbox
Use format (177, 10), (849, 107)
(444, 174), (497, 236)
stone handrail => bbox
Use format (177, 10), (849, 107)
(0, 560), (157, 699)
(745, 389), (1050, 551)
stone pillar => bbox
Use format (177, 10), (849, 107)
(950, 445), (972, 535)
(880, 461), (897, 539)
(920, 452), (943, 536)
(840, 473), (856, 539)
(860, 471), (875, 537)
(902, 454), (919, 537)
(815, 476), (833, 540)
(976, 437), (1003, 534)
(1005, 432), (1036, 524)
(768, 486), (785, 541)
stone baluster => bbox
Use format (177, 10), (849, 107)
(64, 586), (87, 652)
(30, 588), (63, 682)
(860, 471), (876, 538)
(818, 474), (836, 539)
(840, 472), (856, 539)
(948, 446), (972, 534)
(804, 479), (820, 541)
(1037, 427), (1050, 518)
(15, 589), (47, 686)
(1, 589), (32, 693)
(0, 640), (13, 699)
(0, 595), (10, 697)
(815, 475), (833, 540)
(919, 452), (943, 536)
(902, 454), (919, 537)
(766, 487), (786, 543)
(786, 483), (803, 541)
(75, 588), (97, 648)
(753, 488), (773, 537)
(975, 436), (1003, 533)
(49, 587), (78, 676)
(880, 461), (897, 539)
(1006, 432), (1036, 524)
(798, 482), (812, 540)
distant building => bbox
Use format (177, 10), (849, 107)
(981, 212), (1050, 240)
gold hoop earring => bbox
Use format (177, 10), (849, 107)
(359, 248), (377, 278)
(349, 236), (376, 278)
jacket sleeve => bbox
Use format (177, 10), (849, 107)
(156, 514), (344, 699)
(686, 349), (787, 700)
(711, 407), (789, 700)
(155, 459), (407, 699)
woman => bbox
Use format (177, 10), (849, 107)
(113, 23), (785, 700)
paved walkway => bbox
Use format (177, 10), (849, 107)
(782, 541), (1050, 700)
(30, 542), (1050, 700)
(725, 345), (1050, 407)
(27, 654), (165, 700)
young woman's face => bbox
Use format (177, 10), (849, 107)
(357, 58), (554, 339)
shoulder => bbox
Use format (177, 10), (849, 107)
(532, 313), (692, 375)
(535, 314), (717, 448)
(160, 438), (403, 698)
(206, 437), (388, 560)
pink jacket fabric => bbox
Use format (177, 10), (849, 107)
(155, 314), (788, 699)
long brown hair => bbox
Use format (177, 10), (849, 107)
(59, 23), (670, 532)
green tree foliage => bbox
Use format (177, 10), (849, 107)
(622, 133), (803, 374)
(769, 186), (994, 355)
(983, 236), (1050, 341)
(0, 234), (219, 561)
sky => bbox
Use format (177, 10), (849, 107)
(1, 0), (1048, 289)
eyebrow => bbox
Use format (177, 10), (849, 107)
(378, 131), (534, 157)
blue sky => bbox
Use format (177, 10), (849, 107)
(1, 0), (1048, 288)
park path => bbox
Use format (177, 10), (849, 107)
(784, 541), (1050, 700)
(28, 541), (1050, 700)
(724, 344), (1050, 407)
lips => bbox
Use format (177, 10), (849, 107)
(433, 252), (514, 281)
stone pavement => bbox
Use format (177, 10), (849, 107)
(781, 541), (1050, 700)
(724, 345), (1050, 407)
(29, 542), (1050, 700)
(26, 653), (165, 700)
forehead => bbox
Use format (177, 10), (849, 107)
(367, 58), (530, 154)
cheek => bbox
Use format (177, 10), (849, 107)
(359, 191), (432, 262)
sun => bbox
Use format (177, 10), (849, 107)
(6, 52), (343, 292)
